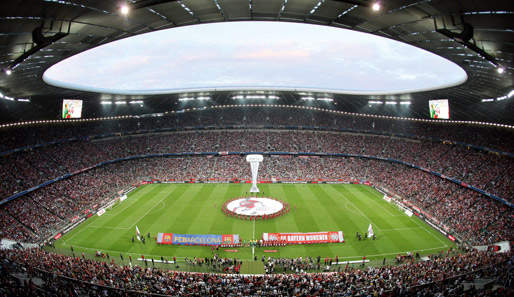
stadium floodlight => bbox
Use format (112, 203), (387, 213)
(497, 67), (505, 74)
(372, 2), (380, 11)
(508, 90), (514, 98)
(5, 69), (12, 75)
(481, 98), (494, 102)
(120, 4), (129, 15)
(246, 95), (267, 99)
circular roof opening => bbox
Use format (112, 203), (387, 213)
(43, 21), (467, 95)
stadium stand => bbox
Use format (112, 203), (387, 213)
(0, 247), (512, 296)
(0, 107), (513, 296)
(0, 107), (512, 246)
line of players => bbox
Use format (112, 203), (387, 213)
(356, 231), (376, 240)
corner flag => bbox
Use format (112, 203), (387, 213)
(136, 225), (141, 241)
(368, 223), (374, 238)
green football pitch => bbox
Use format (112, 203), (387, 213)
(54, 183), (453, 266)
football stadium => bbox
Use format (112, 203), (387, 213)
(0, 0), (513, 296)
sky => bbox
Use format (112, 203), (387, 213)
(43, 21), (467, 95)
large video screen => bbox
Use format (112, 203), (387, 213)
(429, 99), (449, 119)
(62, 99), (83, 119)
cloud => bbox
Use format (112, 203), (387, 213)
(235, 49), (310, 60)
(43, 21), (467, 94)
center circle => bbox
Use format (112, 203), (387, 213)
(227, 198), (284, 216)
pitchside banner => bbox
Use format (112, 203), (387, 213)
(157, 233), (240, 245)
(262, 231), (344, 244)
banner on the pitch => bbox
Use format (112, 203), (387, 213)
(262, 231), (344, 244)
(157, 233), (239, 245)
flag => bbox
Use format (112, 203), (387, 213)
(136, 225), (141, 241)
(368, 223), (374, 238)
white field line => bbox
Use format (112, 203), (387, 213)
(147, 201), (166, 215)
(410, 213), (449, 247)
(128, 195), (170, 230)
(62, 193), (143, 245)
(71, 244), (255, 261)
(68, 244), (448, 264)
(361, 186), (402, 217)
(369, 199), (396, 216)
(380, 227), (423, 231)
(340, 193), (382, 231)
(344, 201), (363, 216)
(87, 225), (130, 230)
(107, 192), (145, 214)
(336, 245), (448, 260)
(69, 245), (170, 259)
(62, 219), (94, 246)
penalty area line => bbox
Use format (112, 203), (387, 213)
(128, 194), (169, 230)
(340, 192), (382, 231)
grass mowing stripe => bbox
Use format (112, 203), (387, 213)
(126, 186), (176, 230)
(69, 185), (170, 253)
(182, 185), (219, 233)
(117, 184), (187, 253)
(350, 186), (409, 230)
(208, 185), (237, 235)
(289, 185), (323, 232)
(290, 185), (334, 257)
(310, 185), (370, 257)
(54, 183), (454, 264)
(312, 185), (363, 229)
(408, 210), (450, 248)
(304, 185), (355, 257)
(98, 186), (166, 230)
(332, 185), (443, 256)
(360, 186), (401, 217)
(350, 192), (397, 231)
(334, 186), (382, 231)
(105, 185), (154, 216)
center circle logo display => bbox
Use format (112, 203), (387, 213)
(227, 198), (284, 216)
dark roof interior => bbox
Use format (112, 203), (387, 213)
(0, 0), (512, 124)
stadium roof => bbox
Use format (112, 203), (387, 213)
(0, 0), (513, 123)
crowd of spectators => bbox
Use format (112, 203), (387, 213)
(0, 153), (511, 246)
(2, 126), (512, 203)
(0, 106), (513, 247)
(0, 247), (512, 296)
(1, 106), (513, 152)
